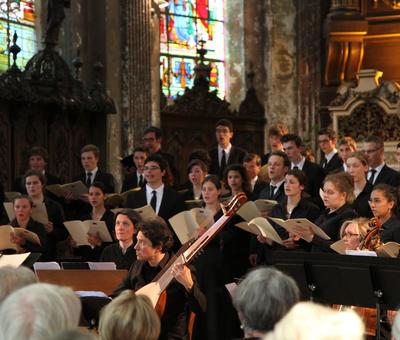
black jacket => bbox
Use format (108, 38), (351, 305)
(320, 152), (343, 175)
(112, 253), (206, 340)
(373, 164), (400, 188)
(209, 146), (247, 180)
(73, 170), (115, 193)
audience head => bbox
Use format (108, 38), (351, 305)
(338, 137), (357, 163)
(115, 209), (141, 244)
(264, 301), (365, 340)
(80, 144), (100, 172)
(267, 124), (288, 152)
(243, 153), (262, 180)
(340, 218), (371, 250)
(188, 149), (211, 171)
(284, 169), (307, 198)
(369, 183), (398, 221)
(267, 151), (290, 183)
(0, 266), (37, 303)
(202, 175), (222, 206)
(24, 170), (46, 198)
(362, 135), (384, 168)
(281, 134), (303, 163)
(223, 163), (251, 195)
(0, 283), (81, 340)
(132, 146), (149, 173)
(136, 219), (174, 260)
(99, 290), (160, 340)
(393, 309), (400, 340)
(215, 119), (234, 148)
(187, 159), (208, 187)
(143, 126), (163, 153)
(318, 128), (337, 155)
(27, 146), (49, 172)
(233, 267), (299, 336)
(144, 154), (171, 187)
(88, 181), (107, 209)
(322, 172), (355, 210)
(346, 151), (368, 182)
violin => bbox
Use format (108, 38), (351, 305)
(136, 192), (248, 315)
(360, 217), (383, 251)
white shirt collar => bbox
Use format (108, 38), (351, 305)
(291, 157), (306, 170)
(145, 184), (164, 214)
(324, 149), (338, 163)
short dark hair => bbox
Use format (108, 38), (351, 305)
(188, 149), (211, 170)
(268, 124), (289, 138)
(90, 181), (107, 194)
(364, 135), (384, 149)
(80, 144), (100, 158)
(286, 169), (307, 187)
(223, 163), (251, 194)
(138, 219), (174, 252)
(318, 128), (337, 139)
(187, 159), (207, 174)
(215, 119), (233, 132)
(202, 174), (221, 190)
(372, 183), (398, 215)
(144, 126), (162, 139)
(269, 150), (291, 168)
(281, 134), (302, 148)
(27, 146), (48, 163)
(13, 195), (33, 208)
(115, 209), (142, 229)
(243, 153), (261, 166)
(24, 170), (46, 186)
(133, 146), (150, 155)
(145, 154), (169, 172)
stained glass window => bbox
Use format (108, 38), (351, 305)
(0, 0), (37, 72)
(160, 0), (225, 99)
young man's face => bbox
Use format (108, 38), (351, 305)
(215, 125), (233, 148)
(243, 159), (260, 180)
(143, 132), (161, 153)
(268, 135), (283, 152)
(282, 141), (302, 163)
(144, 161), (165, 186)
(81, 151), (98, 171)
(267, 155), (288, 182)
(29, 155), (46, 172)
(133, 151), (147, 173)
(318, 134), (336, 155)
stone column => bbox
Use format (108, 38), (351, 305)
(120, 0), (158, 153)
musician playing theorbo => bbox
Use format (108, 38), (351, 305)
(111, 219), (206, 340)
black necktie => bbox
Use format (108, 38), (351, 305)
(322, 158), (328, 168)
(369, 169), (377, 185)
(293, 165), (299, 170)
(139, 174), (144, 187)
(86, 172), (92, 187)
(150, 190), (157, 211)
(220, 150), (226, 176)
(270, 185), (276, 198)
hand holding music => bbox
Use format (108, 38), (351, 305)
(292, 225), (314, 242)
(87, 231), (102, 247)
(10, 231), (26, 246)
(171, 263), (194, 291)
(282, 237), (299, 249)
(256, 234), (273, 245)
(44, 221), (54, 234)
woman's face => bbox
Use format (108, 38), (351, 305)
(342, 222), (360, 250)
(346, 157), (368, 182)
(322, 181), (346, 210)
(202, 180), (221, 205)
(88, 186), (105, 208)
(189, 165), (206, 186)
(115, 214), (135, 243)
(284, 174), (304, 197)
(14, 198), (32, 221)
(227, 170), (243, 192)
(369, 189), (394, 220)
(25, 175), (43, 197)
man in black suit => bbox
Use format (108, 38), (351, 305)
(143, 126), (180, 187)
(125, 154), (186, 248)
(121, 146), (148, 192)
(281, 134), (325, 204)
(243, 153), (267, 199)
(363, 135), (400, 188)
(209, 119), (247, 180)
(318, 128), (343, 175)
(13, 146), (62, 194)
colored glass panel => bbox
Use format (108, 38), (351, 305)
(160, 0), (225, 99)
(0, 0), (37, 72)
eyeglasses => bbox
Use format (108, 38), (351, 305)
(342, 232), (360, 238)
(362, 148), (381, 155)
(144, 166), (160, 171)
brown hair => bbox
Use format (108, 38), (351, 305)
(347, 151), (368, 166)
(324, 172), (355, 204)
(80, 144), (100, 158)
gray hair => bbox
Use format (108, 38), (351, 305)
(233, 267), (299, 334)
(0, 283), (81, 340)
(48, 329), (98, 340)
(0, 266), (37, 303)
(393, 309), (400, 340)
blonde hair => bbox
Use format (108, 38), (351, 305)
(340, 218), (371, 243)
(324, 172), (355, 204)
(264, 302), (365, 340)
(347, 151), (368, 166)
(99, 290), (160, 340)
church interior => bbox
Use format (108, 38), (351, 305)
(1, 0), (400, 339)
